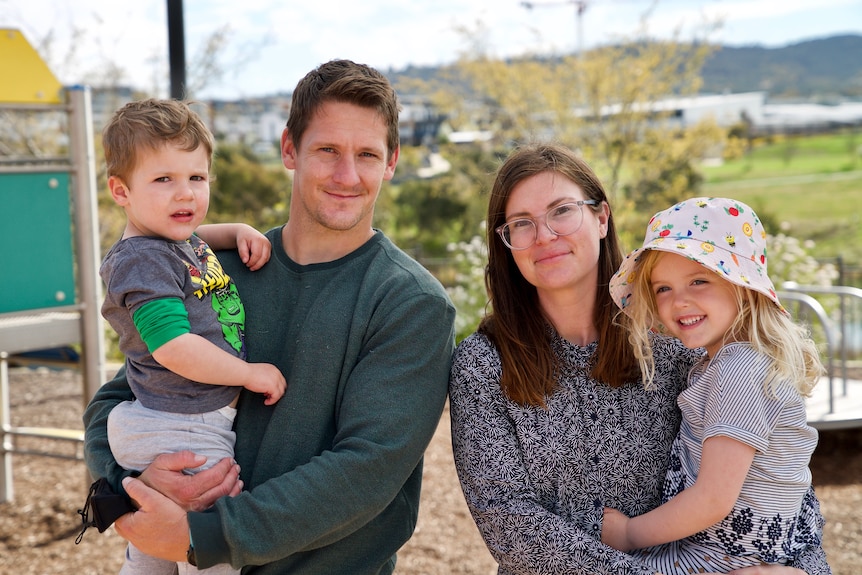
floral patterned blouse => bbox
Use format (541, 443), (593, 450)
(448, 329), (830, 575)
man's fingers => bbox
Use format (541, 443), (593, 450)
(152, 450), (207, 472)
(122, 475), (154, 509)
(115, 477), (188, 562)
(181, 457), (241, 511)
(115, 477), (159, 539)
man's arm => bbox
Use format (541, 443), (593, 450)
(189, 282), (457, 569)
(82, 367), (242, 509)
(83, 366), (137, 492)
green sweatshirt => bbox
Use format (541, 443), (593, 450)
(83, 228), (456, 574)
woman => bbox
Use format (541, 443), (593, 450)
(447, 143), (830, 574)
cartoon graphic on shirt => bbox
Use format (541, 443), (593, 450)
(185, 240), (246, 354)
(212, 283), (245, 354)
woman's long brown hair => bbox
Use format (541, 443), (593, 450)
(479, 143), (639, 406)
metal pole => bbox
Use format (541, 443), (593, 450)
(167, 0), (187, 99)
(1, 353), (13, 502)
(67, 86), (106, 406)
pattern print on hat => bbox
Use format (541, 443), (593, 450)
(610, 197), (785, 315)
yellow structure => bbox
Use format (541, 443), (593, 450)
(0, 28), (63, 104)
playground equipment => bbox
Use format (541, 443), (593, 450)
(0, 28), (106, 502)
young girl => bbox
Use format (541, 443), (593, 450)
(604, 196), (824, 573)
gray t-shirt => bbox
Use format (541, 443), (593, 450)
(100, 234), (245, 413)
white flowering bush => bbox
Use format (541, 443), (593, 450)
(446, 232), (489, 342)
(768, 231), (849, 358)
(768, 232), (838, 289)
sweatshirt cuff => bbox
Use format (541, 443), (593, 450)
(188, 508), (230, 569)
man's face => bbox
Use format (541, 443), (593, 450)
(282, 100), (399, 236)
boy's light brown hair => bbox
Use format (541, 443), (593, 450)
(102, 98), (214, 183)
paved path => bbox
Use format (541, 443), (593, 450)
(807, 376), (862, 430)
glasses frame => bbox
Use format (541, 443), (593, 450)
(496, 199), (599, 250)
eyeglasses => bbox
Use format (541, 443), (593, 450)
(496, 200), (599, 250)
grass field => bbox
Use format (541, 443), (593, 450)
(701, 132), (862, 266)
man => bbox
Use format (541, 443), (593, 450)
(83, 59), (456, 574)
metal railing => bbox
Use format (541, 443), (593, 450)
(779, 283), (862, 415)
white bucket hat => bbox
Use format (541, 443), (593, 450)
(610, 197), (785, 315)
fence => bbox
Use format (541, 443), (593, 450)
(780, 283), (862, 417)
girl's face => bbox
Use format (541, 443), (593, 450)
(650, 252), (740, 357)
(504, 171), (608, 302)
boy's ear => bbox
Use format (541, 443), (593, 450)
(107, 176), (130, 205)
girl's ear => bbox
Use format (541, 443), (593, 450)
(108, 176), (130, 206)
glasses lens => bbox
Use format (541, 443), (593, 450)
(502, 219), (536, 249)
(547, 203), (584, 236)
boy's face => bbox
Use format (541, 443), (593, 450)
(109, 143), (210, 241)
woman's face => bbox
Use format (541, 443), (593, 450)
(504, 171), (609, 300)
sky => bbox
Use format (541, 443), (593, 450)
(3, 0), (862, 100)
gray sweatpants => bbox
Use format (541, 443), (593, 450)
(108, 399), (240, 575)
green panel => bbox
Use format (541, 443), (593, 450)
(0, 172), (76, 313)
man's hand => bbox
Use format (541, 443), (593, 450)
(115, 476), (190, 562)
(137, 451), (242, 512)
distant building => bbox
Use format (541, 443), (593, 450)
(90, 86), (136, 130)
(85, 87), (862, 154)
(579, 91), (862, 135)
(399, 96), (447, 147)
(580, 91), (768, 129)
(758, 101), (862, 134)
(206, 95), (291, 148)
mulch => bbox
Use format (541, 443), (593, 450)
(1, 366), (858, 574)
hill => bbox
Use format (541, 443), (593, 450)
(702, 34), (862, 99)
(386, 34), (862, 101)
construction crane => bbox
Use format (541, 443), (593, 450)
(520, 0), (589, 56)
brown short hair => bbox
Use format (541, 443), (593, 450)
(102, 98), (214, 182)
(286, 59), (400, 160)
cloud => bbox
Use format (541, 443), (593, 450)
(2, 0), (860, 99)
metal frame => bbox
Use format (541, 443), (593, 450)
(780, 283), (862, 422)
(0, 87), (105, 502)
